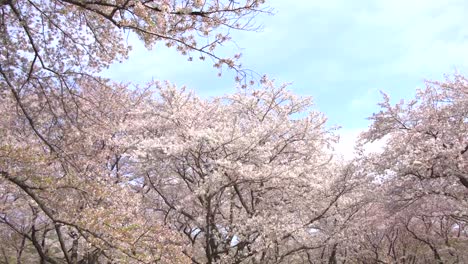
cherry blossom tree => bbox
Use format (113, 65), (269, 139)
(338, 180), (468, 263)
(0, 0), (269, 207)
(129, 79), (362, 263)
(362, 75), (467, 185)
(10, 1), (468, 263)
(1, 0), (269, 262)
(0, 0), (270, 193)
(0, 0), (268, 81)
(0, 82), (189, 263)
(355, 74), (468, 263)
(360, 74), (468, 216)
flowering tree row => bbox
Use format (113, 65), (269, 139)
(1, 0), (468, 263)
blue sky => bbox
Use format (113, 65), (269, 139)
(104, 0), (468, 157)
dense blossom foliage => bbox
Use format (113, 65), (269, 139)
(0, 0), (267, 79)
(0, 84), (189, 263)
(0, 0), (268, 262)
(1, 0), (468, 263)
(129, 81), (362, 263)
(354, 75), (468, 263)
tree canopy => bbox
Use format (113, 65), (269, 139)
(1, 0), (468, 263)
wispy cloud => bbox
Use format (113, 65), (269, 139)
(104, 0), (468, 132)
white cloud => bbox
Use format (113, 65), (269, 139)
(333, 128), (387, 160)
(352, 0), (468, 76)
(102, 0), (468, 135)
(333, 128), (363, 160)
